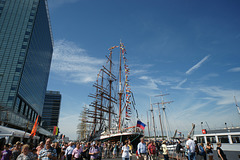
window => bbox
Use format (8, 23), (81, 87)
(14, 97), (20, 113)
(232, 135), (240, 143)
(15, 68), (21, 72)
(206, 136), (216, 143)
(196, 136), (205, 143)
(218, 136), (229, 143)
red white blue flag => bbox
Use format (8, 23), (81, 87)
(137, 120), (146, 130)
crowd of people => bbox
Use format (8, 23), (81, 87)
(0, 136), (228, 160)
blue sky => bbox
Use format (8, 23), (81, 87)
(47, 0), (240, 140)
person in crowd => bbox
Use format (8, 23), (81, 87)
(112, 142), (117, 159)
(106, 141), (111, 158)
(82, 142), (90, 160)
(32, 148), (38, 160)
(162, 140), (169, 160)
(16, 144), (34, 160)
(186, 135), (196, 160)
(176, 139), (183, 160)
(206, 142), (213, 160)
(0, 144), (12, 160)
(59, 151), (65, 160)
(117, 141), (121, 158)
(65, 142), (74, 160)
(8, 144), (13, 151)
(198, 142), (206, 160)
(53, 143), (61, 159)
(155, 141), (160, 157)
(121, 140), (130, 160)
(97, 142), (102, 160)
(12, 144), (21, 160)
(88, 142), (100, 160)
(38, 138), (57, 160)
(72, 143), (83, 160)
(128, 140), (133, 160)
(103, 142), (107, 159)
(36, 142), (44, 156)
(194, 140), (199, 160)
(147, 140), (157, 160)
(137, 138), (147, 160)
(216, 142), (227, 160)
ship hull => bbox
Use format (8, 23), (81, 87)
(94, 131), (144, 150)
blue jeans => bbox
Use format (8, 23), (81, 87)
(188, 152), (196, 160)
(164, 154), (169, 160)
(122, 158), (129, 160)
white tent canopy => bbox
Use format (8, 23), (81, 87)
(0, 126), (40, 140)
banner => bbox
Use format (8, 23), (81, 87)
(30, 115), (39, 137)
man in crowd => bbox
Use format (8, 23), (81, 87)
(148, 140), (157, 160)
(186, 135), (196, 160)
(38, 138), (57, 160)
(137, 138), (147, 160)
(65, 142), (74, 160)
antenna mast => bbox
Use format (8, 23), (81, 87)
(234, 96), (240, 114)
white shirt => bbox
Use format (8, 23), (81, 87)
(186, 139), (195, 153)
(65, 146), (74, 156)
(122, 145), (129, 158)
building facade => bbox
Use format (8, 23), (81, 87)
(0, 0), (53, 136)
(42, 91), (61, 132)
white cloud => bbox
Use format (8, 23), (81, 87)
(200, 87), (240, 105)
(138, 76), (171, 90)
(173, 78), (188, 89)
(51, 39), (105, 84)
(228, 67), (240, 72)
(186, 55), (210, 75)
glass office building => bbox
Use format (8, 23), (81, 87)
(0, 0), (53, 135)
(42, 91), (61, 131)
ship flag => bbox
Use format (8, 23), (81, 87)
(136, 120), (146, 130)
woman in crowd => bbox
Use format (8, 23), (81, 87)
(162, 140), (169, 160)
(0, 144), (12, 160)
(121, 140), (130, 160)
(206, 142), (213, 160)
(16, 144), (34, 160)
(216, 142), (227, 160)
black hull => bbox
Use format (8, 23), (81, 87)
(98, 132), (144, 151)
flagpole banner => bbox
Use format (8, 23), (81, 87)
(30, 115), (39, 137)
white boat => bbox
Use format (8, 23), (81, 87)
(193, 127), (240, 151)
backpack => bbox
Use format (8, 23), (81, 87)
(199, 145), (205, 155)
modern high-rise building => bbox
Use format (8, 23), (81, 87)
(42, 91), (61, 132)
(0, 0), (53, 137)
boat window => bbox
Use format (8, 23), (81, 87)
(206, 136), (216, 143)
(196, 136), (205, 143)
(218, 136), (229, 143)
(232, 135), (240, 143)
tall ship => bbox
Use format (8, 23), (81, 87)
(83, 42), (144, 147)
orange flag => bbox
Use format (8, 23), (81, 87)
(30, 115), (39, 137)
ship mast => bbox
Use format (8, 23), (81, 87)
(108, 50), (113, 131)
(118, 43), (123, 131)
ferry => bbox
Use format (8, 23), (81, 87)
(193, 127), (240, 151)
